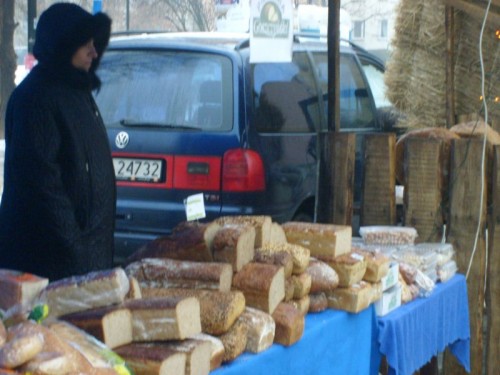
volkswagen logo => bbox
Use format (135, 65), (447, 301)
(115, 131), (129, 149)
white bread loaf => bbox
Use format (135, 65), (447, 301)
(39, 268), (129, 318)
(281, 222), (352, 260)
(159, 339), (212, 375)
(125, 258), (233, 292)
(0, 270), (48, 311)
(212, 223), (256, 272)
(232, 262), (285, 314)
(239, 307), (275, 353)
(353, 249), (390, 283)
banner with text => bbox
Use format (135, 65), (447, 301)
(250, 0), (293, 63)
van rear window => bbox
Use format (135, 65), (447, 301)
(94, 50), (233, 131)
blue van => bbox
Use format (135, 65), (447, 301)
(94, 32), (386, 263)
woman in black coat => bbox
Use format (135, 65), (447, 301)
(0, 3), (116, 280)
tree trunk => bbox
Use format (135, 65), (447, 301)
(0, 0), (16, 139)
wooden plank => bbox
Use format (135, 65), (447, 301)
(404, 139), (444, 242)
(360, 133), (396, 226)
(444, 138), (487, 375)
(486, 145), (500, 374)
(331, 132), (355, 226)
(445, 5), (455, 128)
(443, 0), (500, 26)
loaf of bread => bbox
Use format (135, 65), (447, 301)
(289, 273), (312, 299)
(125, 276), (142, 300)
(124, 297), (201, 341)
(271, 303), (304, 346)
(256, 243), (310, 275)
(232, 262), (285, 314)
(284, 278), (295, 302)
(19, 351), (72, 374)
(191, 333), (225, 371)
(353, 249), (390, 283)
(253, 248), (293, 278)
(281, 222), (352, 260)
(306, 258), (339, 293)
(60, 305), (132, 349)
(140, 288), (245, 335)
(39, 268), (129, 318)
(212, 223), (256, 272)
(126, 221), (221, 264)
(0, 330), (44, 368)
(326, 252), (367, 287)
(239, 307), (275, 353)
(47, 321), (130, 373)
(283, 295), (310, 317)
(264, 222), (288, 245)
(0, 320), (6, 347)
(308, 292), (328, 313)
(0, 270), (49, 311)
(115, 343), (186, 375)
(217, 317), (248, 363)
(215, 215), (272, 248)
(158, 339), (212, 375)
(326, 281), (373, 313)
(125, 257), (233, 292)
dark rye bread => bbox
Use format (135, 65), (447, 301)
(272, 302), (304, 346)
(232, 262), (285, 314)
(125, 221), (221, 264)
(253, 248), (294, 278)
(125, 257), (233, 292)
(59, 305), (132, 349)
(140, 288), (245, 335)
(214, 215), (272, 248)
(212, 223), (256, 272)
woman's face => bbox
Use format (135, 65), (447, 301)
(71, 39), (98, 72)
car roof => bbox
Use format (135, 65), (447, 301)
(108, 31), (354, 55)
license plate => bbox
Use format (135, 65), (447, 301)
(113, 157), (163, 183)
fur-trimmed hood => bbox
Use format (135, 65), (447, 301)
(33, 3), (111, 89)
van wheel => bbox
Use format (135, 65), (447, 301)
(292, 211), (314, 223)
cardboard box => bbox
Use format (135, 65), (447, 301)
(375, 283), (402, 317)
(380, 262), (399, 291)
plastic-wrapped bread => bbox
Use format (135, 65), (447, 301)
(281, 222), (352, 260)
(19, 351), (72, 374)
(215, 215), (272, 248)
(326, 252), (367, 287)
(38, 268), (129, 318)
(359, 226), (418, 245)
(0, 329), (44, 368)
(271, 303), (304, 346)
(115, 343), (186, 375)
(191, 333), (225, 371)
(0, 270), (49, 311)
(125, 258), (233, 292)
(140, 288), (245, 335)
(124, 297), (201, 341)
(256, 243), (310, 275)
(326, 281), (373, 313)
(232, 262), (285, 314)
(217, 317), (248, 363)
(239, 307), (275, 353)
(47, 321), (131, 374)
(212, 223), (256, 272)
(305, 258), (339, 293)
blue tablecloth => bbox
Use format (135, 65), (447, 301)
(372, 274), (471, 375)
(213, 305), (376, 375)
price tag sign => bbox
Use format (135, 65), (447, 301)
(184, 193), (206, 221)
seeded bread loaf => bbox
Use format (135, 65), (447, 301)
(215, 215), (272, 248)
(256, 243), (310, 275)
(125, 257), (233, 292)
(253, 248), (293, 278)
(217, 317), (248, 363)
(290, 273), (312, 299)
(212, 224), (256, 272)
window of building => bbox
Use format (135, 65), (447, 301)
(380, 19), (388, 38)
(352, 20), (365, 40)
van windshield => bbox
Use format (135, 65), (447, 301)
(94, 50), (233, 131)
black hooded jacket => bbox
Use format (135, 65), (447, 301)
(0, 3), (116, 280)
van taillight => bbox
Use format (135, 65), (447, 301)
(222, 148), (265, 192)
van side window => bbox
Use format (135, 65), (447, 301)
(312, 52), (376, 130)
(252, 52), (322, 133)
